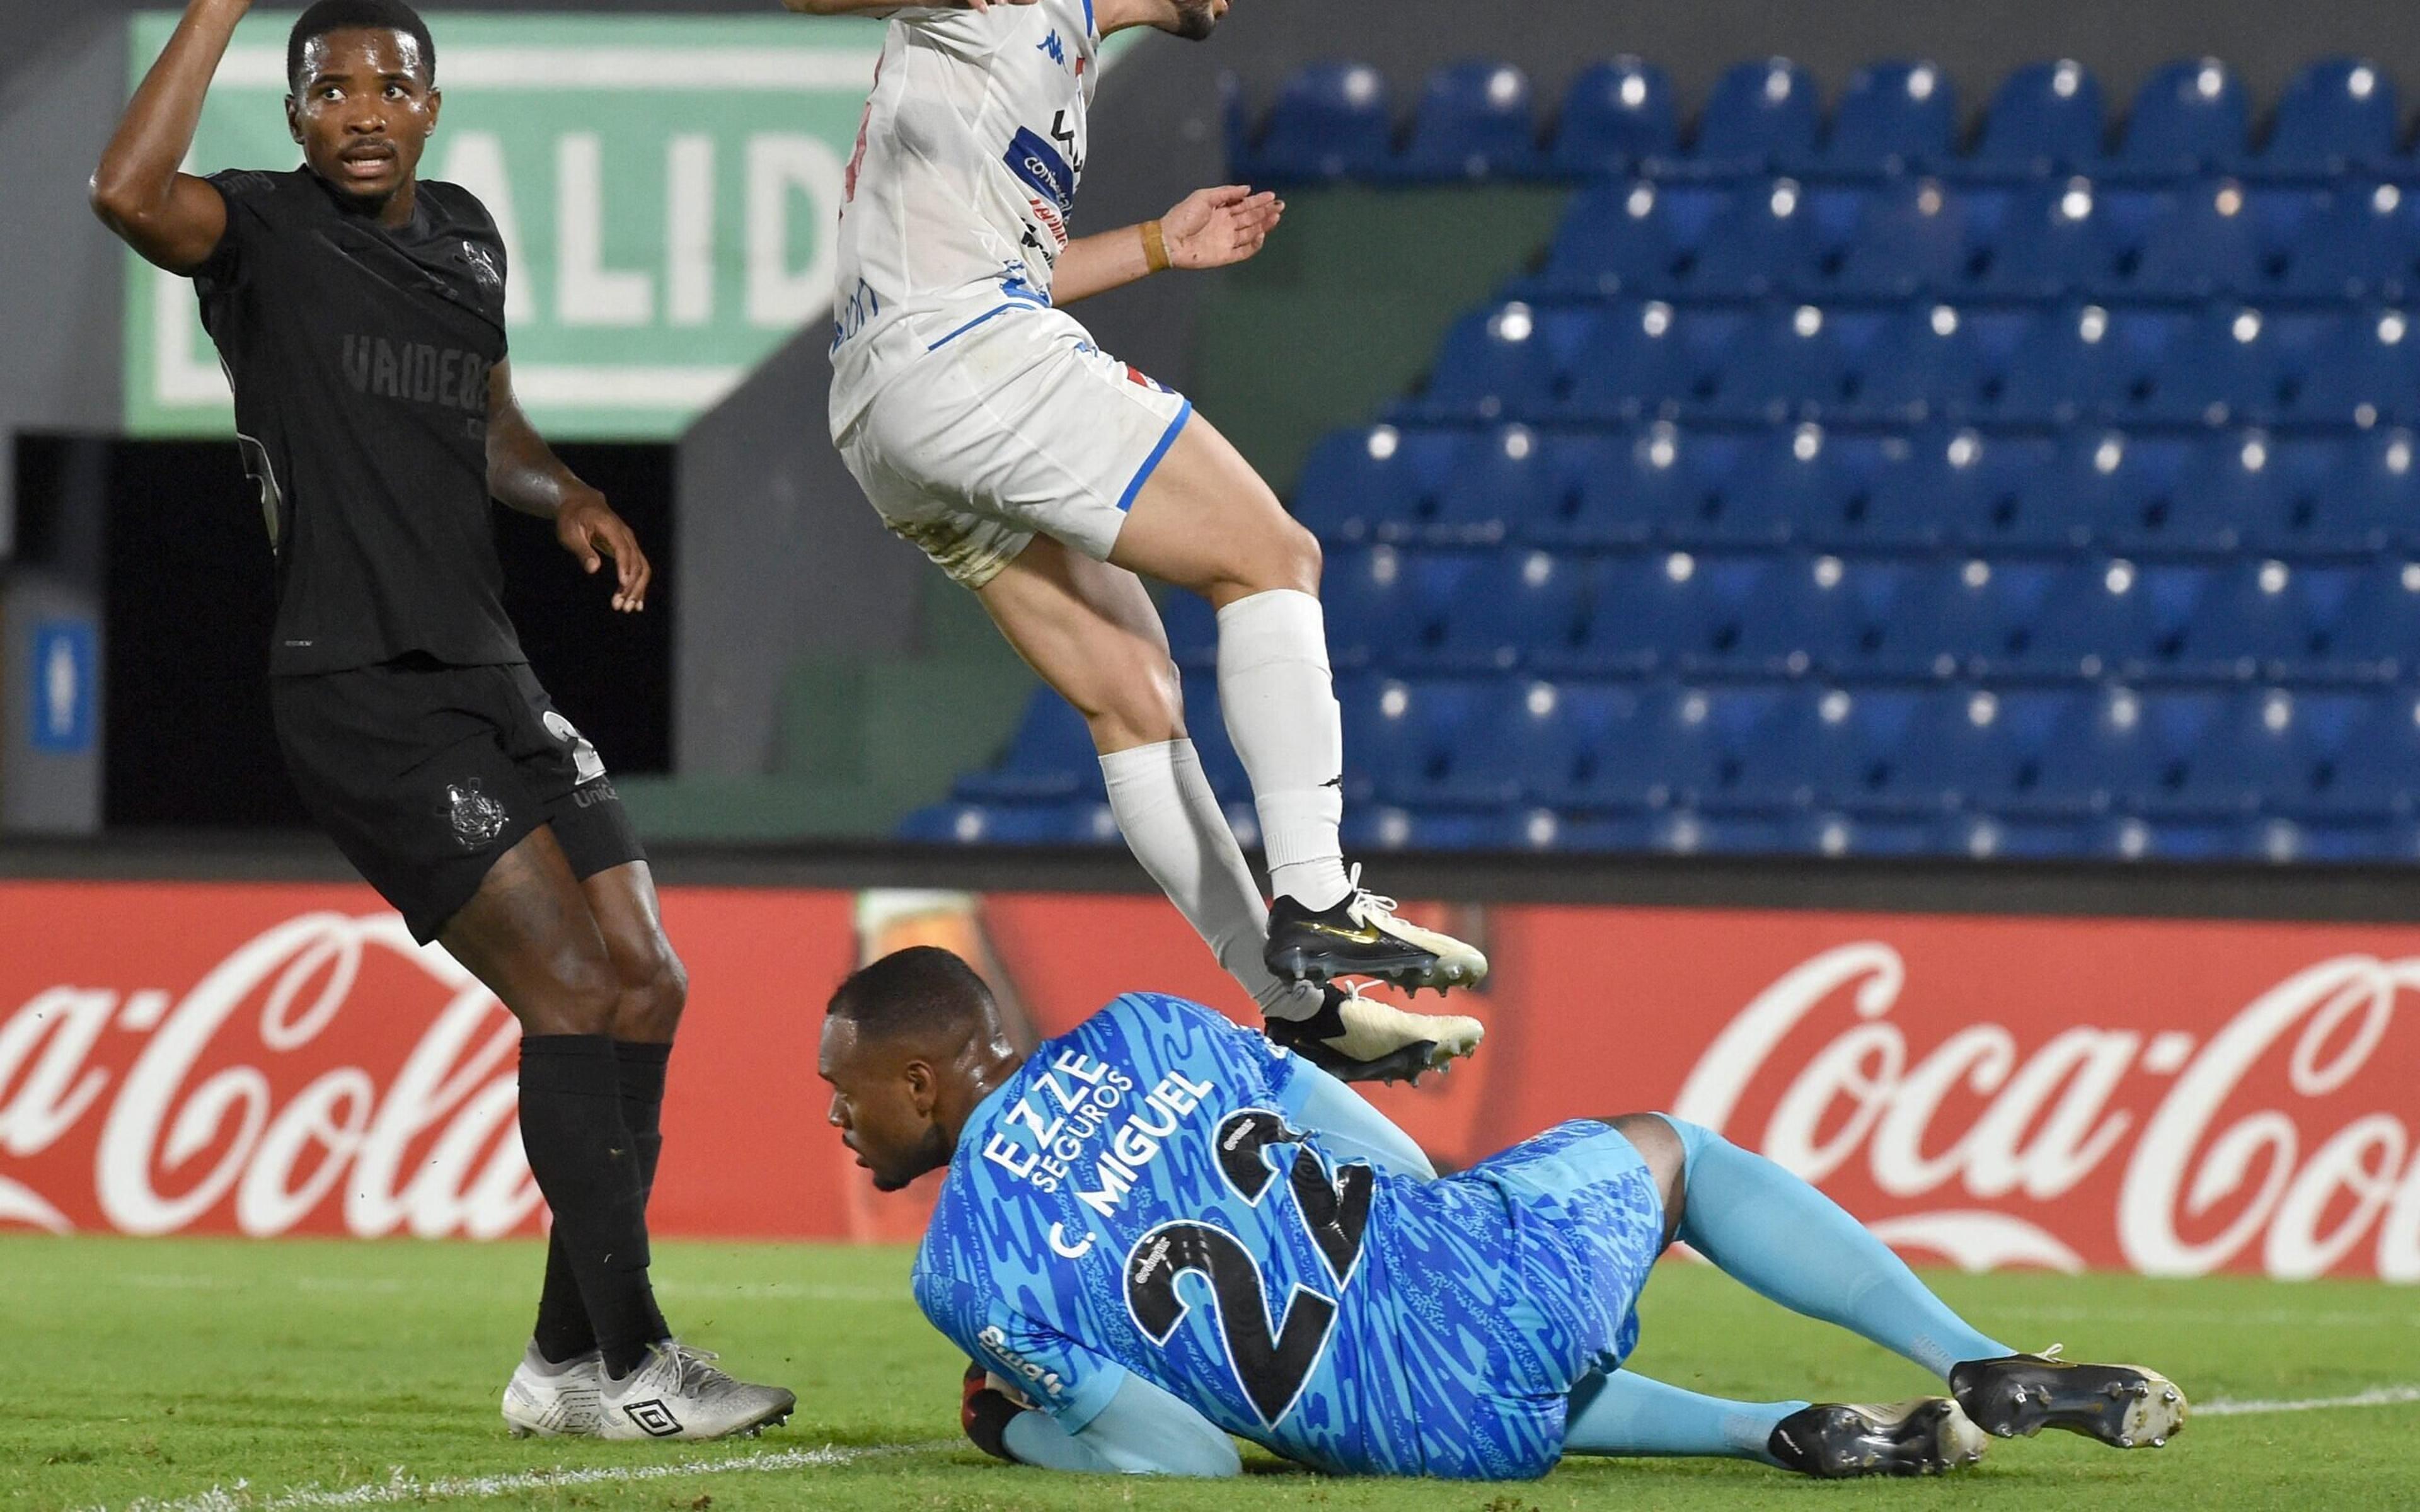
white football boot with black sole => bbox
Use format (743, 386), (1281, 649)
(1767, 1397), (1990, 1478)
(1265, 981), (1483, 1084)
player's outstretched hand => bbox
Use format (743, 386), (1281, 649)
(1162, 185), (1284, 270)
(556, 492), (652, 613)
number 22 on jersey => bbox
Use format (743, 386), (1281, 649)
(1122, 1110), (1375, 1427)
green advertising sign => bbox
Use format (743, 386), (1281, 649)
(125, 11), (889, 440)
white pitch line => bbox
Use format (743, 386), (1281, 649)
(99, 1440), (953, 1512)
(2199, 1385), (2420, 1418)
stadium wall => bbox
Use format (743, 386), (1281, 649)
(2, 869), (2415, 1283)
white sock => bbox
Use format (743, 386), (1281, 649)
(1215, 589), (1354, 912)
(1099, 740), (1323, 1021)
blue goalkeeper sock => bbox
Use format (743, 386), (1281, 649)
(1564, 1369), (1803, 1466)
(1660, 1116), (2013, 1379)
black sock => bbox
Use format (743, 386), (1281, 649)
(531, 1041), (674, 1365)
(517, 1035), (668, 1377)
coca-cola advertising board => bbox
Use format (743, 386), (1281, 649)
(2, 879), (2415, 1282)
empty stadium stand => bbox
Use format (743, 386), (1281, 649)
(909, 56), (2420, 861)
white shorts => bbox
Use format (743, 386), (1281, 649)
(834, 303), (1194, 589)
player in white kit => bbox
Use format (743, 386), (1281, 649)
(787, 0), (1487, 1083)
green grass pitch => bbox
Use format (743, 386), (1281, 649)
(8, 1235), (2414, 1511)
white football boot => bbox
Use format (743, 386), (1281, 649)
(599, 1342), (796, 1441)
(502, 1343), (604, 1439)
(1265, 981), (1483, 1084)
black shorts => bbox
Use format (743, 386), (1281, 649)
(270, 656), (645, 943)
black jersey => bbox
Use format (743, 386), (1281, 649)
(194, 168), (525, 675)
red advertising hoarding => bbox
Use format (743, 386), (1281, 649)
(1, 880), (2413, 1281)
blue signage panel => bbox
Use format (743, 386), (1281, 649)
(28, 619), (96, 755)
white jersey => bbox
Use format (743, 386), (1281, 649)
(827, 0), (1099, 429)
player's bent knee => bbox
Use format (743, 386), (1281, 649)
(1071, 658), (1186, 752)
(616, 948), (689, 1041)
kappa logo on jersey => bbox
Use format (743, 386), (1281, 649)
(1004, 127), (1078, 218)
(443, 779), (507, 849)
(1037, 29), (1067, 66)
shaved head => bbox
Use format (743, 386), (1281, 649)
(820, 948), (1016, 1191)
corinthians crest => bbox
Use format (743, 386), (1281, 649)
(444, 779), (507, 849)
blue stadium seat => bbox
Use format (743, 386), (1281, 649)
(2104, 306), (2203, 423)
(2010, 557), (2155, 678)
(1829, 178), (1975, 297)
(1884, 557), (2057, 677)
(1550, 58), (1680, 176)
(952, 691), (1098, 803)
(2116, 59), (2250, 177)
(1532, 423), (1712, 547)
(1680, 178), (1821, 296)
(1160, 588), (1218, 672)
(1972, 176), (2121, 297)
(1724, 553), (1891, 677)
(1691, 59), (1822, 175)
(2322, 561), (2420, 678)
(1291, 425), (1456, 542)
(2283, 687), (2420, 819)
(1414, 302), (1570, 423)
(1340, 676), (1499, 808)
(1530, 180), (1720, 299)
(2288, 309), (2420, 428)
(2140, 305), (2282, 425)
(1777, 685), (1932, 815)
(1840, 308), (1985, 427)
(2276, 183), (2420, 300)
(1424, 424), (1561, 544)
(1175, 672), (1250, 799)
(1323, 545), (1467, 671)
(1426, 679), (1591, 807)
(1557, 301), (1746, 422)
(1252, 62), (1393, 183)
(1968, 60), (2107, 178)
(1669, 684), (1795, 810)
(1986, 304), (2119, 424)
(1856, 428), (2008, 547)
(2220, 433), (2354, 552)
(1893, 685), (2081, 812)
(2257, 59), (2400, 177)
(1417, 548), (1591, 672)
(2153, 432), (2285, 554)
(1797, 432), (1913, 547)
(2128, 180), (2267, 297)
(1398, 60), (1544, 180)
(1552, 680), (1726, 810)
(1545, 549), (1742, 676)
(1695, 423), (1843, 543)
(901, 799), (1111, 846)
(2008, 684), (2160, 816)
(2123, 562), (2227, 678)
(2189, 561), (2355, 679)
(1705, 307), (1854, 423)
(1816, 60), (1957, 175)
(2324, 429), (2420, 551)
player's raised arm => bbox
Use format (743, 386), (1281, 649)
(487, 359), (654, 612)
(1051, 185), (1284, 304)
(89, 0), (246, 273)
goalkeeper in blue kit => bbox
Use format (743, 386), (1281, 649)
(816, 948), (2187, 1480)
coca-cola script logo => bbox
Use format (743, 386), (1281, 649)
(1671, 944), (2420, 1282)
(0, 911), (539, 1238)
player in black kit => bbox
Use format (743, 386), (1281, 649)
(91, 0), (792, 1441)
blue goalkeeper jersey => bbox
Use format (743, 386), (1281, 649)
(913, 992), (1663, 1479)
